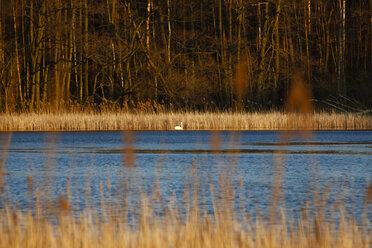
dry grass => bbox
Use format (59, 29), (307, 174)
(0, 111), (371, 131)
(0, 171), (371, 248)
(0, 204), (370, 248)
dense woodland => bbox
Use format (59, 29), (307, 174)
(0, 0), (371, 112)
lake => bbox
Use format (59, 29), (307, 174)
(0, 130), (371, 222)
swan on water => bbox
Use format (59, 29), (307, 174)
(174, 122), (183, 130)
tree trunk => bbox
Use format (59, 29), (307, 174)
(0, 0), (2, 65)
(274, 0), (282, 91)
(237, 0), (243, 64)
(71, 0), (79, 103)
(84, 0), (89, 101)
(218, 0), (226, 102)
(342, 0), (346, 94)
(12, 0), (23, 106)
(30, 0), (35, 108)
(0, 0), (3, 110)
(146, 0), (150, 52)
(20, 0), (28, 101)
(257, 2), (269, 99)
(370, 0), (372, 69)
(212, 7), (222, 100)
(287, 15), (295, 65)
(228, 0), (233, 106)
(167, 0), (171, 65)
(79, 0), (83, 103)
(305, 0), (311, 83)
(257, 2), (261, 51)
(338, 0), (346, 94)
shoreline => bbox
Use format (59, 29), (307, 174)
(2, 128), (372, 133)
(0, 111), (371, 132)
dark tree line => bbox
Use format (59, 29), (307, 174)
(0, 0), (371, 112)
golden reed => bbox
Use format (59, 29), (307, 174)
(0, 111), (371, 131)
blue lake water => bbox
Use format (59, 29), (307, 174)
(0, 131), (371, 222)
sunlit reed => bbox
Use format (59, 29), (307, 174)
(0, 179), (370, 248)
(0, 111), (371, 131)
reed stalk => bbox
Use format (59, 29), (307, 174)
(0, 179), (370, 248)
(0, 111), (371, 131)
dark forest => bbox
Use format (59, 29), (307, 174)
(0, 0), (371, 112)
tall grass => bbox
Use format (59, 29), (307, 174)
(0, 201), (370, 248)
(0, 111), (371, 131)
(0, 165), (371, 248)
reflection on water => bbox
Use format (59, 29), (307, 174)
(0, 131), (371, 222)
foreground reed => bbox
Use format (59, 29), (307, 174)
(0, 111), (371, 131)
(1, 164), (371, 248)
(0, 203), (370, 248)
(0, 141), (371, 248)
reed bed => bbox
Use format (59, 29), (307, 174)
(0, 165), (371, 248)
(0, 111), (371, 131)
(0, 203), (370, 248)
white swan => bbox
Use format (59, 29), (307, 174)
(174, 122), (183, 130)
